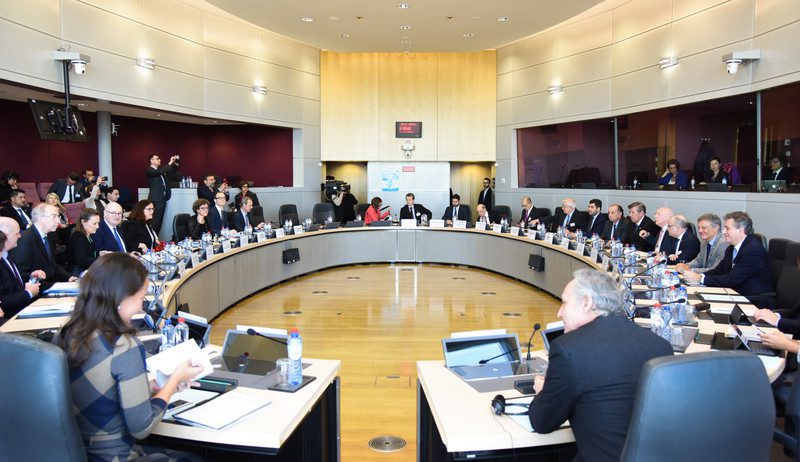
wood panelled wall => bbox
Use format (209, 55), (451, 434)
(321, 51), (496, 162)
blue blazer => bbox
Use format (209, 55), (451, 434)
(208, 206), (229, 235)
(582, 213), (608, 236)
(703, 235), (773, 297)
(93, 220), (126, 253)
(672, 231), (700, 263)
(657, 171), (689, 189)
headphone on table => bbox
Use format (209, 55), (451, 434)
(491, 394), (530, 416)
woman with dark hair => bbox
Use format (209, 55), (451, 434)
(54, 253), (202, 461)
(705, 157), (730, 184)
(234, 181), (259, 210)
(123, 200), (160, 252)
(364, 196), (390, 225)
(187, 198), (211, 239)
(69, 207), (103, 276)
(657, 159), (690, 189)
(0, 169), (20, 204)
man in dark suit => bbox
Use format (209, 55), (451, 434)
(529, 269), (673, 462)
(477, 177), (493, 212)
(767, 155), (792, 182)
(640, 207), (676, 255)
(518, 196), (543, 228)
(230, 197), (265, 232)
(664, 215), (700, 263)
(625, 201), (660, 251)
(47, 172), (84, 204)
(0, 217), (42, 321)
(442, 194), (470, 225)
(602, 204), (629, 244)
(209, 191), (231, 235)
(92, 202), (128, 253)
(540, 197), (586, 234)
(197, 173), (229, 202)
(9, 204), (76, 291)
(0, 189), (32, 230)
(683, 212), (774, 301)
(399, 193), (432, 224)
(146, 153), (179, 233)
(582, 198), (608, 236)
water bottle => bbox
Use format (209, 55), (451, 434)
(722, 177), (727, 186)
(159, 320), (175, 352)
(660, 306), (673, 341)
(690, 177), (695, 190)
(287, 328), (303, 386)
(650, 303), (663, 336)
(174, 317), (190, 344)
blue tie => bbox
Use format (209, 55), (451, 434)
(112, 227), (125, 252)
(732, 246), (738, 262)
(562, 213), (570, 228)
(42, 236), (52, 260)
(706, 242), (712, 266)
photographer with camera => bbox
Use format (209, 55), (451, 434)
(145, 154), (179, 234)
(325, 178), (357, 224)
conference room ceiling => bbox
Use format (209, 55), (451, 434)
(205, 0), (604, 52)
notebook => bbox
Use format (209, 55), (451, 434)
(173, 390), (270, 430)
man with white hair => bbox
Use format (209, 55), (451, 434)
(639, 207), (675, 254)
(675, 213), (729, 273)
(536, 197), (586, 234)
(9, 204), (76, 290)
(664, 214), (700, 263)
(92, 201), (128, 253)
(0, 217), (44, 321)
(529, 269), (673, 462)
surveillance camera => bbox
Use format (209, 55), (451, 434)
(404, 151), (412, 158)
(725, 59), (741, 75)
(71, 59), (87, 74)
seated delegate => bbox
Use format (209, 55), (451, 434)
(364, 197), (390, 225)
(69, 208), (102, 276)
(122, 200), (161, 252)
(657, 159), (689, 189)
(187, 199), (211, 239)
(54, 254), (202, 461)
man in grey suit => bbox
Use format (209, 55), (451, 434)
(675, 213), (729, 273)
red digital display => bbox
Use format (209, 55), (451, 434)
(396, 121), (422, 138)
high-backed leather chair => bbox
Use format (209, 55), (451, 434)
(278, 204), (300, 225)
(490, 205), (512, 224)
(251, 205), (265, 226)
(620, 351), (774, 462)
(0, 334), (87, 462)
(770, 238), (793, 262)
(355, 203), (370, 220)
(776, 373), (800, 459)
(752, 232), (768, 251)
(312, 202), (335, 224)
(172, 213), (190, 241)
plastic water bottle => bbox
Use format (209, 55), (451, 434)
(660, 306), (673, 341)
(690, 177), (695, 190)
(287, 328), (303, 386)
(159, 320), (175, 352)
(174, 317), (190, 344)
(722, 177), (728, 186)
(650, 303), (663, 336)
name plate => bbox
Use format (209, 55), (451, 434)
(400, 219), (417, 228)
(430, 219), (445, 228)
(256, 232), (266, 243)
(590, 247), (599, 261)
(293, 225), (304, 235)
(205, 246), (214, 260)
(453, 220), (467, 229)
(190, 252), (200, 268)
(239, 234), (249, 247)
(221, 239), (232, 253)
(545, 233), (554, 244)
(492, 224), (503, 233)
(509, 226), (520, 236)
(177, 261), (186, 277)
(560, 238), (571, 249)
(475, 222), (487, 231)
(575, 242), (586, 255)
(601, 255), (610, 269)
(275, 228), (286, 238)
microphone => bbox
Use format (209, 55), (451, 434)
(525, 323), (542, 361)
(246, 328), (288, 345)
(478, 348), (519, 365)
(629, 299), (688, 320)
(141, 302), (169, 333)
(632, 284), (682, 298)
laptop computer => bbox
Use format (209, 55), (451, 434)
(541, 322), (564, 352)
(441, 333), (547, 393)
(711, 324), (778, 357)
(705, 183), (727, 192)
(763, 180), (786, 193)
(640, 183), (659, 190)
(370, 220), (392, 227)
(345, 220), (364, 228)
(219, 329), (288, 376)
(711, 304), (771, 328)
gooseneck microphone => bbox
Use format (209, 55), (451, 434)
(246, 328), (288, 345)
(525, 323), (542, 360)
(142, 302), (169, 333)
(629, 298), (688, 320)
(632, 283), (682, 298)
(478, 348), (519, 365)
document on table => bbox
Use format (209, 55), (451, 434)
(163, 388), (219, 420)
(16, 302), (74, 318)
(146, 340), (214, 387)
(505, 396), (570, 433)
(43, 282), (80, 295)
(173, 391), (270, 430)
(698, 293), (749, 304)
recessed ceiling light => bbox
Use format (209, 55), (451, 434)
(329, 16), (340, 20)
(400, 25), (412, 30)
(468, 16), (480, 20)
(213, 120), (219, 124)
(401, 40), (412, 44)
(462, 33), (475, 38)
(301, 17), (314, 22)
(497, 16), (509, 22)
(339, 33), (350, 38)
(397, 3), (409, 9)
(155, 113), (162, 117)
(401, 36), (411, 39)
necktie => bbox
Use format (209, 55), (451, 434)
(453, 207), (458, 220)
(68, 185), (74, 203)
(732, 246), (738, 262)
(42, 235), (52, 260)
(655, 228), (666, 252)
(4, 258), (23, 289)
(410, 207), (414, 218)
(522, 209), (528, 224)
(590, 216), (596, 232)
(562, 213), (570, 228)
(112, 227), (125, 252)
(244, 212), (250, 229)
(612, 222), (617, 238)
(16, 208), (29, 227)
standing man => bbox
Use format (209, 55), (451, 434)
(197, 174), (229, 203)
(0, 190), (32, 230)
(477, 177), (493, 212)
(0, 217), (43, 321)
(10, 204), (76, 290)
(529, 269), (673, 462)
(675, 213), (729, 273)
(582, 199), (607, 236)
(146, 154), (179, 233)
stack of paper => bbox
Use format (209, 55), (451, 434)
(145, 339), (214, 387)
(173, 391), (270, 430)
(43, 282), (80, 295)
(16, 302), (74, 319)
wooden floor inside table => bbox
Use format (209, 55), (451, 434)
(209, 263), (562, 461)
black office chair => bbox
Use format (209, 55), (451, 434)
(752, 232), (769, 251)
(312, 202), (335, 224)
(459, 204), (472, 222)
(620, 351), (774, 462)
(251, 205), (265, 225)
(688, 222), (697, 236)
(172, 213), (190, 241)
(776, 370), (800, 459)
(491, 205), (512, 224)
(278, 204), (300, 226)
(0, 334), (87, 462)
(355, 203), (370, 220)
(770, 238), (793, 262)
(535, 207), (551, 218)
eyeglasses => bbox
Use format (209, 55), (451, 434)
(198, 206), (209, 210)
(107, 211), (123, 216)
